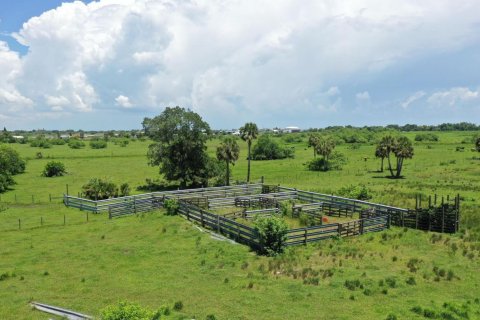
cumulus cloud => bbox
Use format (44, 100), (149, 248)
(356, 91), (371, 105)
(427, 87), (479, 107)
(115, 95), (133, 108)
(1, 0), (480, 128)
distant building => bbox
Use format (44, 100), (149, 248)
(232, 130), (241, 136)
(12, 135), (24, 139)
(283, 126), (301, 133)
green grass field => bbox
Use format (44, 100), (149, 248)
(1, 132), (480, 319)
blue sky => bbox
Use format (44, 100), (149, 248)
(0, 1), (479, 130)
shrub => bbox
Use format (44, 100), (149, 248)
(68, 139), (85, 149)
(101, 301), (154, 320)
(253, 216), (288, 255)
(164, 198), (179, 216)
(251, 135), (294, 160)
(50, 138), (66, 145)
(119, 183), (130, 197)
(173, 301), (183, 311)
(307, 151), (346, 171)
(30, 138), (51, 148)
(0, 145), (26, 193)
(82, 178), (118, 200)
(415, 133), (439, 142)
(90, 140), (108, 149)
(337, 184), (372, 200)
(42, 161), (66, 177)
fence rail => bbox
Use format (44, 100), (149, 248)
(60, 184), (458, 250)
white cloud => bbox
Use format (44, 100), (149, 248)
(428, 87), (479, 107)
(1, 0), (480, 127)
(356, 91), (371, 105)
(401, 91), (426, 109)
(115, 95), (133, 108)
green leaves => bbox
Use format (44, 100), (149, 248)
(253, 215), (288, 256)
(145, 107), (213, 187)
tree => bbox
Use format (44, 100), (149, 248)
(392, 136), (414, 178)
(315, 135), (336, 171)
(308, 133), (320, 158)
(216, 136), (240, 186)
(0, 145), (26, 193)
(144, 106), (212, 188)
(239, 122), (259, 183)
(251, 135), (294, 160)
(378, 135), (396, 177)
(377, 135), (414, 178)
(374, 144), (388, 172)
(253, 216), (288, 256)
(475, 136), (480, 152)
(42, 161), (66, 177)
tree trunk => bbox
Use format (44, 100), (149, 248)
(247, 142), (251, 182)
(226, 161), (230, 186)
(323, 155), (328, 171)
(380, 157), (384, 172)
(387, 154), (394, 177)
(396, 157), (403, 178)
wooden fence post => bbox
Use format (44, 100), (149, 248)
(64, 214), (66, 226)
(304, 228), (307, 245)
(86, 211), (89, 222)
(217, 215), (220, 233)
(441, 204), (445, 233)
(359, 219), (364, 235)
(18, 219), (21, 230)
(386, 215), (391, 229)
(108, 206), (112, 219)
(201, 211), (205, 227)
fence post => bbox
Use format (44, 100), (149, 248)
(64, 214), (66, 226)
(109, 206), (112, 219)
(201, 211), (204, 227)
(386, 214), (391, 229)
(18, 219), (21, 230)
(134, 196), (137, 214)
(304, 228), (307, 245)
(359, 219), (364, 234)
(441, 204), (445, 233)
(217, 215), (220, 233)
(86, 211), (89, 222)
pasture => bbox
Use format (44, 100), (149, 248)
(1, 131), (480, 319)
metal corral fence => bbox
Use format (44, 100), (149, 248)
(62, 184), (459, 250)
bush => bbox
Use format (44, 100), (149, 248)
(90, 140), (108, 149)
(119, 183), (130, 197)
(337, 184), (372, 200)
(307, 151), (347, 171)
(164, 198), (179, 216)
(42, 161), (66, 177)
(50, 138), (66, 145)
(0, 145), (26, 193)
(251, 135), (294, 160)
(30, 138), (51, 148)
(100, 301), (154, 320)
(68, 139), (85, 149)
(415, 133), (439, 142)
(82, 178), (118, 200)
(253, 216), (288, 255)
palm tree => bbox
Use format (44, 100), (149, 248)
(378, 135), (396, 177)
(216, 136), (240, 186)
(392, 136), (414, 178)
(374, 144), (388, 172)
(315, 135), (335, 171)
(239, 122), (258, 182)
(308, 133), (320, 158)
